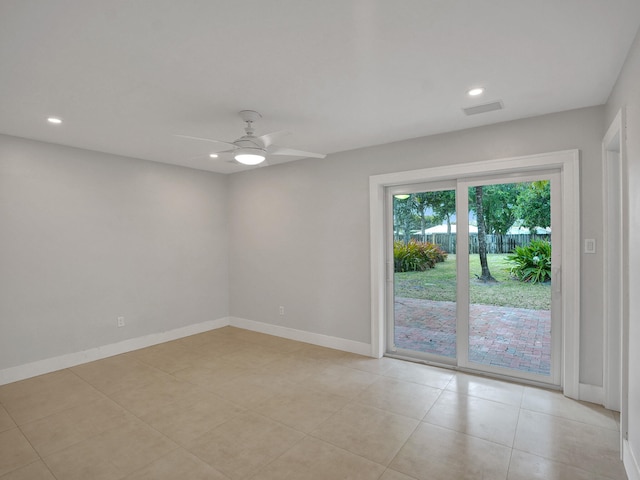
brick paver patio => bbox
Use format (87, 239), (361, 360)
(394, 297), (551, 376)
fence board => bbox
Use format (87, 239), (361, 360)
(398, 233), (551, 254)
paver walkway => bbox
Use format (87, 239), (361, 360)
(394, 297), (551, 376)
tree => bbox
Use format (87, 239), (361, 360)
(425, 190), (456, 252)
(473, 186), (496, 282)
(412, 193), (433, 241)
(426, 190), (456, 234)
(515, 180), (551, 230)
(481, 183), (519, 234)
(393, 196), (418, 244)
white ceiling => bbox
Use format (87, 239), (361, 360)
(1, 1), (639, 174)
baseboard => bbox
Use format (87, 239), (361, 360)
(579, 382), (604, 405)
(624, 439), (640, 480)
(228, 317), (372, 357)
(0, 317), (231, 386)
(1, 316), (375, 386)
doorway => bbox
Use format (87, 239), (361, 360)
(387, 173), (560, 384)
(370, 151), (580, 395)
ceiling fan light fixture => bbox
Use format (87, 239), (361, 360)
(234, 148), (266, 165)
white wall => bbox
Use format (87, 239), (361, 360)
(0, 135), (229, 371)
(606, 26), (640, 477)
(228, 106), (605, 386)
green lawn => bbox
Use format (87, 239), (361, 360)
(394, 254), (551, 310)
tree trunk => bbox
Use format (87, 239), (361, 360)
(475, 186), (496, 282)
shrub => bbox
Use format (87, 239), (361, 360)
(394, 240), (447, 272)
(507, 239), (552, 283)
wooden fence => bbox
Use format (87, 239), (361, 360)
(400, 233), (551, 254)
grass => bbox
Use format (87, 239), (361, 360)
(394, 254), (551, 310)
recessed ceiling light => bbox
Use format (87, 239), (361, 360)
(209, 153), (219, 158)
(47, 117), (62, 124)
(467, 87), (484, 97)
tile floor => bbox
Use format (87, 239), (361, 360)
(0, 327), (626, 480)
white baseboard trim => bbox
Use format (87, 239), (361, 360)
(228, 317), (372, 357)
(579, 382), (604, 405)
(624, 439), (640, 480)
(0, 317), (231, 386)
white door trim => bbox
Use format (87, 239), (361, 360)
(602, 109), (625, 412)
(369, 150), (581, 398)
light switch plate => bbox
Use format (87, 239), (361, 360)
(584, 239), (596, 254)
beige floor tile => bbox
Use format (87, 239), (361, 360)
(249, 436), (385, 480)
(21, 396), (132, 456)
(44, 439), (126, 480)
(172, 362), (250, 390)
(45, 419), (178, 479)
(0, 370), (102, 424)
(139, 391), (244, 446)
(219, 329), (305, 353)
(356, 376), (442, 420)
(311, 402), (419, 466)
(337, 354), (400, 375)
(379, 469), (420, 480)
(383, 361), (454, 389)
(123, 448), (229, 480)
(109, 375), (205, 417)
(508, 449), (618, 480)
(291, 343), (350, 362)
(216, 344), (288, 370)
(513, 409), (626, 479)
(254, 387), (350, 433)
(423, 390), (520, 447)
(446, 372), (524, 406)
(0, 460), (57, 480)
(390, 422), (511, 480)
(186, 412), (305, 479)
(0, 404), (16, 432)
(178, 333), (252, 358)
(299, 364), (380, 398)
(71, 354), (168, 395)
(215, 328), (304, 353)
(521, 386), (618, 430)
(175, 329), (239, 349)
(209, 370), (300, 409)
(126, 342), (204, 373)
(256, 354), (332, 384)
(0, 428), (39, 477)
(1, 329), (628, 480)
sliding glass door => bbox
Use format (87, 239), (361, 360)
(387, 171), (561, 385)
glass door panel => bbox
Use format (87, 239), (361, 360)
(462, 176), (559, 382)
(390, 188), (457, 361)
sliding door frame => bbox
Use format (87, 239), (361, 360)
(369, 150), (580, 398)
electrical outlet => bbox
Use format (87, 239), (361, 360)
(279, 306), (285, 316)
(117, 316), (125, 327)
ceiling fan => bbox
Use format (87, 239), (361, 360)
(176, 110), (326, 166)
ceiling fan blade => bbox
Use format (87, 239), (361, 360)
(258, 130), (291, 148)
(268, 146), (326, 158)
(174, 134), (237, 150)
